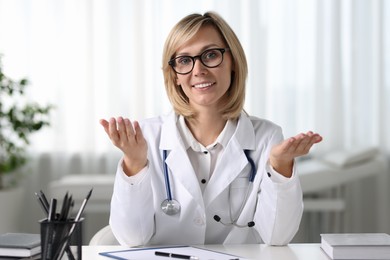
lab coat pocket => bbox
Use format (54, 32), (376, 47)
(229, 177), (250, 219)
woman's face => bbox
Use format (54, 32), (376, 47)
(174, 25), (233, 112)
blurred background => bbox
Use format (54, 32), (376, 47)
(0, 0), (389, 244)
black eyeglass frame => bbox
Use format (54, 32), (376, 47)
(168, 48), (230, 75)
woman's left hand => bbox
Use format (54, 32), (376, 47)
(270, 131), (323, 177)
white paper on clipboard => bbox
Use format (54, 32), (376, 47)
(99, 245), (248, 260)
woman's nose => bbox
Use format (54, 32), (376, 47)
(192, 58), (208, 75)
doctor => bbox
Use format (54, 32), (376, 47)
(100, 11), (322, 247)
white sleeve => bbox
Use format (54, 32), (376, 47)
(119, 158), (148, 185)
(109, 158), (155, 246)
(266, 160), (298, 183)
(255, 161), (303, 245)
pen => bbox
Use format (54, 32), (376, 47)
(44, 198), (57, 260)
(40, 190), (50, 209)
(48, 198), (57, 221)
(53, 188), (93, 260)
(155, 251), (199, 260)
(58, 192), (69, 221)
(35, 192), (49, 215)
(74, 188), (93, 222)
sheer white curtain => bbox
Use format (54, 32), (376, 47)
(1, 0), (389, 238)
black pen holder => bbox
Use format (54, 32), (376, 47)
(40, 218), (84, 260)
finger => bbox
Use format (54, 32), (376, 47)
(99, 119), (109, 134)
(297, 133), (313, 151)
(108, 117), (120, 142)
(116, 117), (128, 142)
(124, 118), (135, 139)
(302, 132), (322, 150)
(299, 131), (313, 152)
(313, 133), (323, 143)
(306, 131), (323, 143)
(99, 119), (108, 127)
(287, 133), (307, 153)
(275, 136), (296, 155)
(133, 121), (145, 144)
(297, 132), (323, 155)
(288, 133), (318, 157)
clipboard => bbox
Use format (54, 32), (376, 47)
(99, 245), (247, 260)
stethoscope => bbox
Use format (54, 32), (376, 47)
(160, 149), (257, 228)
(160, 150), (181, 215)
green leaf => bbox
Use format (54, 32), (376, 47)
(0, 54), (53, 187)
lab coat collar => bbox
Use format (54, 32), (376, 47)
(159, 111), (182, 150)
(233, 111), (256, 150)
(159, 111), (255, 150)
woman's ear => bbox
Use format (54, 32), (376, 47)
(176, 77), (181, 86)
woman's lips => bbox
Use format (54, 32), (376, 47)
(193, 82), (215, 89)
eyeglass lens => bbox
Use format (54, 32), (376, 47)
(169, 48), (227, 75)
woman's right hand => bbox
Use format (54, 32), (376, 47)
(99, 117), (148, 176)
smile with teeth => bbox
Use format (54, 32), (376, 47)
(193, 82), (214, 89)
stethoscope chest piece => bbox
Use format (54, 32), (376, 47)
(161, 199), (181, 215)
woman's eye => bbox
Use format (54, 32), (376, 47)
(177, 57), (192, 65)
(203, 50), (218, 60)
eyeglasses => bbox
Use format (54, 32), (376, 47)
(168, 48), (230, 75)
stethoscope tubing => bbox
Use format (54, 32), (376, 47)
(163, 149), (173, 201)
(244, 150), (256, 182)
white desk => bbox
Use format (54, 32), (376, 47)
(82, 244), (329, 260)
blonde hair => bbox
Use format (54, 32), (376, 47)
(162, 12), (248, 120)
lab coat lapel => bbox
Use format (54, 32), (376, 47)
(203, 141), (247, 207)
(159, 113), (204, 210)
(165, 149), (204, 208)
(203, 112), (256, 207)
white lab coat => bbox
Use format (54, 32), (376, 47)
(110, 111), (303, 246)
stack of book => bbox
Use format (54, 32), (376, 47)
(321, 233), (390, 260)
(0, 233), (41, 259)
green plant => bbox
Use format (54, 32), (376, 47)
(0, 55), (52, 189)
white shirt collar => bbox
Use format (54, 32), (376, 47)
(177, 115), (237, 152)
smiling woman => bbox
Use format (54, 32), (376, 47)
(170, 25), (235, 120)
(0, 0), (389, 240)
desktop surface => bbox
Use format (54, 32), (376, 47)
(83, 243), (329, 260)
